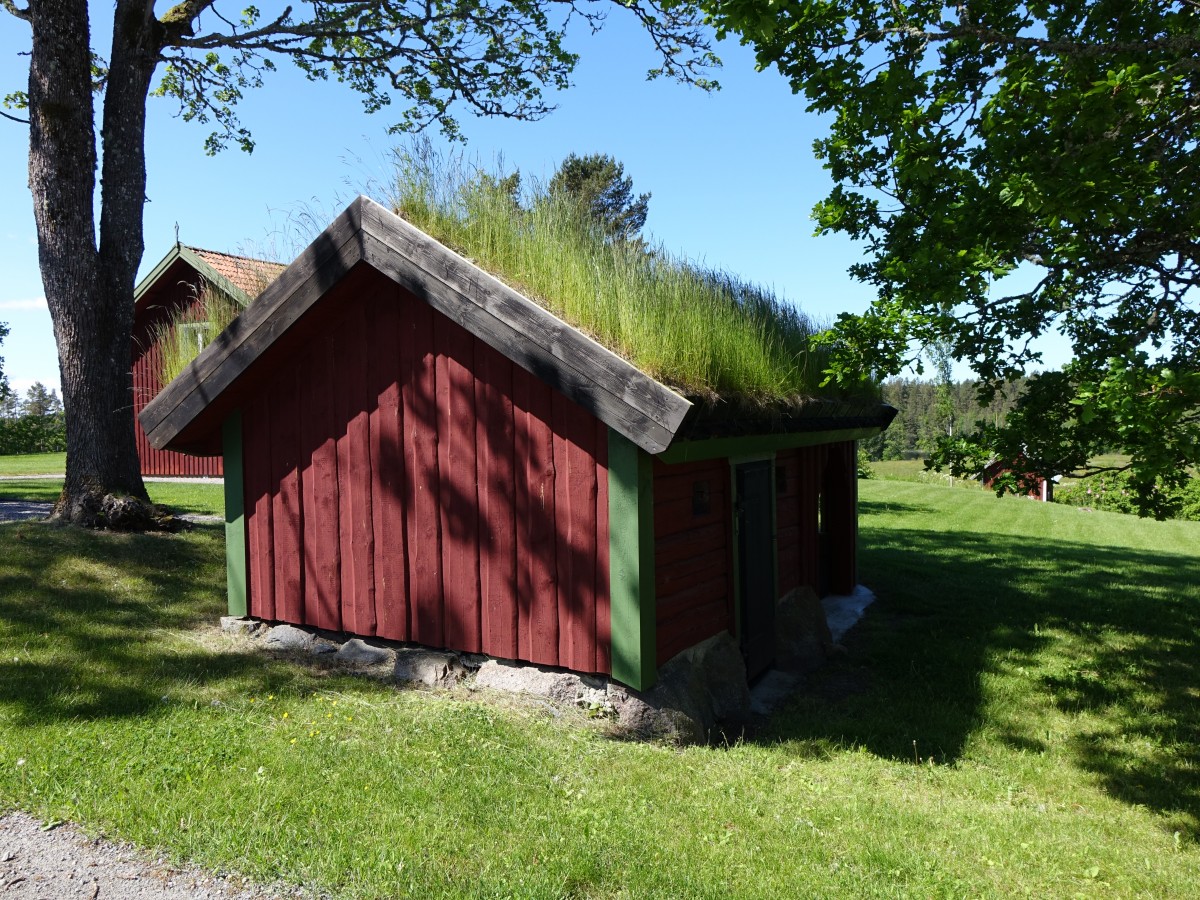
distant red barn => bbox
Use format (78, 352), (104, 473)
(981, 459), (1054, 502)
(141, 198), (895, 690)
(131, 244), (283, 477)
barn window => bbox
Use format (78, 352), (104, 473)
(692, 480), (711, 516)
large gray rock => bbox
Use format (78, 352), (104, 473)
(394, 649), (466, 688)
(775, 586), (835, 673)
(608, 632), (751, 744)
(220, 616), (264, 636)
(607, 683), (707, 745)
(474, 661), (609, 710)
(263, 624), (315, 651)
(262, 623), (337, 654)
(336, 638), (394, 667)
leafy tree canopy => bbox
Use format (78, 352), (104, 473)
(705, 0), (1200, 516)
(20, 381), (63, 418)
(548, 152), (650, 241)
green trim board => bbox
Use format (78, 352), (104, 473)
(607, 429), (656, 691)
(222, 411), (248, 618)
(658, 426), (882, 465)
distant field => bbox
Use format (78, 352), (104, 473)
(0, 452), (65, 475)
(868, 457), (987, 489)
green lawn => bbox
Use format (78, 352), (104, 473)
(0, 483), (1197, 897)
(868, 457), (987, 489)
(0, 452), (66, 475)
(0, 478), (224, 517)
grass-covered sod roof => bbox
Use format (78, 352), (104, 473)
(389, 151), (831, 403)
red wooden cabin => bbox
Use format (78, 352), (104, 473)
(141, 198), (895, 690)
(132, 244), (283, 476)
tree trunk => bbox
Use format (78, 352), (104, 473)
(29, 0), (166, 528)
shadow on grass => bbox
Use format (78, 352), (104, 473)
(765, 521), (1200, 838)
(0, 522), (322, 726)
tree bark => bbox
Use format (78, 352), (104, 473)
(29, 0), (164, 528)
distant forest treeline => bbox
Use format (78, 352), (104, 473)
(862, 377), (1028, 461)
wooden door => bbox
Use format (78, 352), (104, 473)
(736, 460), (776, 680)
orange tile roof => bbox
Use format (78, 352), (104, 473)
(187, 247), (286, 299)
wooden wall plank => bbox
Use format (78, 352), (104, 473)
(826, 441), (858, 595)
(475, 342), (518, 659)
(553, 393), (598, 674)
(652, 457), (732, 666)
(369, 288), (408, 641)
(436, 313), (482, 653)
(797, 444), (827, 593)
(336, 300), (376, 636)
(401, 299), (444, 648)
(300, 334), (342, 631)
(775, 449), (800, 596)
(244, 391), (275, 620)
(270, 368), (305, 624)
(593, 418), (611, 675)
(514, 369), (559, 665)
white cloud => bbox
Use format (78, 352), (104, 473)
(0, 297), (47, 311)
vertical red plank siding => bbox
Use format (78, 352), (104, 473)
(775, 449), (801, 596)
(368, 292), (405, 640)
(652, 458), (733, 664)
(401, 299), (444, 648)
(244, 390), (275, 621)
(300, 334), (341, 631)
(825, 441), (858, 595)
(436, 315), (482, 653)
(553, 392), (598, 674)
(593, 417), (611, 674)
(239, 272), (610, 673)
(474, 342), (518, 659)
(270, 370), (305, 624)
(514, 373), (560, 666)
(797, 443), (828, 593)
(336, 304), (376, 636)
(130, 288), (224, 477)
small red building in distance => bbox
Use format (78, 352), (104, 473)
(981, 459), (1054, 502)
(141, 198), (896, 690)
(132, 245), (283, 476)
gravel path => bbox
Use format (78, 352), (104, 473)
(0, 813), (312, 899)
(0, 503), (221, 525)
(0, 502), (53, 523)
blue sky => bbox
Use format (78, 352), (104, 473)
(0, 7), (1059, 398)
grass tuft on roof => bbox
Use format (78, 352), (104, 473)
(388, 147), (832, 402)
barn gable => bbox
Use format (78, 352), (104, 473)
(132, 244), (285, 477)
(140, 196), (692, 458)
(223, 268), (613, 673)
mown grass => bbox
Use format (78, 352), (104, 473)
(0, 479), (224, 517)
(869, 458), (987, 489)
(389, 149), (831, 401)
(1, 485), (1198, 897)
(0, 453), (65, 475)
